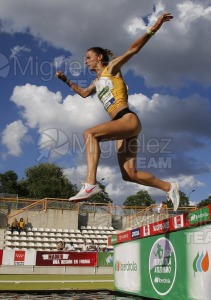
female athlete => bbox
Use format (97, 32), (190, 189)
(56, 12), (180, 211)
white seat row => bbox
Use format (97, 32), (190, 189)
(6, 228), (82, 234)
(4, 225), (114, 252)
(5, 240), (83, 247)
(5, 241), (57, 247)
(81, 226), (114, 230)
(5, 233), (108, 241)
(5, 231), (115, 237)
(5, 236), (108, 244)
(6, 227), (115, 235)
(5, 241), (108, 250)
(82, 230), (115, 235)
(29, 228), (81, 233)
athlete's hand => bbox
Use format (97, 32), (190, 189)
(151, 13), (173, 32)
(55, 71), (67, 82)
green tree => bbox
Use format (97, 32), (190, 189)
(163, 191), (190, 208)
(197, 196), (211, 208)
(25, 163), (77, 199)
(123, 190), (155, 207)
(17, 178), (30, 197)
(0, 170), (18, 195)
(87, 182), (112, 204)
(179, 191), (190, 206)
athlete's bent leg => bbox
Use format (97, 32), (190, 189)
(117, 138), (180, 211)
(117, 138), (170, 191)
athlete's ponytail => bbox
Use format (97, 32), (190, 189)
(104, 49), (116, 60)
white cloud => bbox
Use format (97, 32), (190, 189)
(129, 93), (211, 143)
(1, 0), (210, 87)
(6, 83), (211, 204)
(9, 83), (107, 159)
(1, 120), (28, 157)
(125, 17), (146, 35)
(177, 0), (211, 25)
(11, 83), (107, 128)
(11, 84), (63, 128)
(0, 0), (154, 54)
(0, 0), (210, 204)
(10, 45), (31, 59)
(177, 175), (205, 190)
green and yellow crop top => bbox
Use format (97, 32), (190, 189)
(94, 66), (128, 114)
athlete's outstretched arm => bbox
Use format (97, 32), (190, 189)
(108, 13), (173, 75)
(55, 71), (96, 98)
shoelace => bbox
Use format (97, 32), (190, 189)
(166, 191), (171, 201)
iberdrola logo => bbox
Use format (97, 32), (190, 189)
(193, 251), (209, 276)
(115, 260), (121, 271)
(115, 260), (137, 272)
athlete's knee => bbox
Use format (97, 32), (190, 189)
(83, 129), (94, 142)
(122, 173), (132, 182)
(121, 169), (137, 182)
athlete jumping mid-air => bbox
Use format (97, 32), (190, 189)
(56, 12), (180, 211)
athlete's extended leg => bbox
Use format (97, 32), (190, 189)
(68, 132), (102, 202)
(84, 130), (101, 185)
(69, 113), (141, 201)
(84, 113), (141, 185)
(117, 137), (180, 211)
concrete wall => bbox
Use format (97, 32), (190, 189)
(87, 212), (112, 228)
(6, 205), (125, 231)
(0, 229), (4, 249)
(7, 209), (117, 231)
(112, 216), (127, 230)
(8, 209), (79, 230)
(0, 265), (113, 275)
(78, 212), (113, 229)
(0, 212), (7, 228)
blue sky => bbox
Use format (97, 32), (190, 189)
(0, 0), (211, 205)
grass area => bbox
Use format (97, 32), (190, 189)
(0, 274), (114, 291)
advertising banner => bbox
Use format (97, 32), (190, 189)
(110, 234), (117, 245)
(170, 213), (187, 230)
(141, 224), (151, 237)
(114, 241), (140, 295)
(98, 252), (113, 267)
(0, 249), (3, 265)
(117, 230), (131, 244)
(114, 222), (211, 300)
(109, 205), (211, 247)
(141, 232), (187, 300)
(188, 206), (211, 226)
(107, 235), (111, 245)
(131, 227), (141, 240)
(186, 225), (211, 300)
(2, 249), (36, 265)
(35, 251), (97, 266)
(150, 219), (170, 236)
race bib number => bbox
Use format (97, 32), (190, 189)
(96, 77), (115, 110)
(98, 86), (115, 110)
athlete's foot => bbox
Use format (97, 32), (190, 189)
(166, 182), (180, 212)
(69, 182), (102, 202)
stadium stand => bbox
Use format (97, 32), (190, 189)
(1, 197), (193, 254)
(3, 225), (115, 251)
